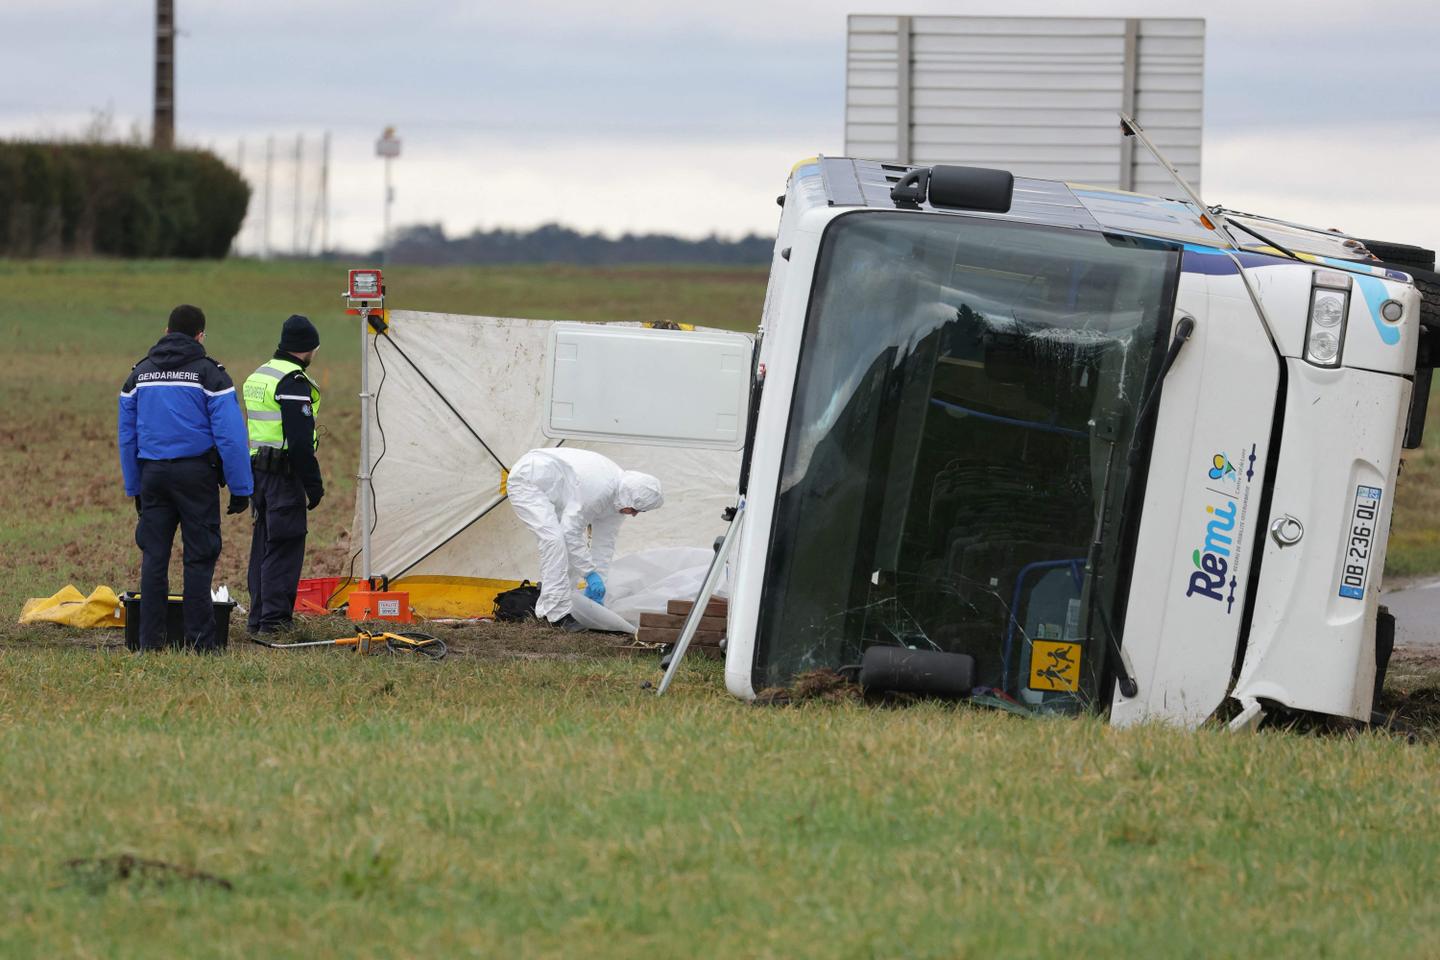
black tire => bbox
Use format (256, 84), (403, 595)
(1362, 239), (1435, 271)
(859, 646), (975, 698)
(1416, 275), (1440, 334)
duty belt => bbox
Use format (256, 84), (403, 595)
(251, 446), (292, 474)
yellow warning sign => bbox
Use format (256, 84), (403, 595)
(1029, 640), (1081, 691)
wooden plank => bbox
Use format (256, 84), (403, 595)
(636, 627), (725, 648)
(638, 612), (726, 633)
(666, 598), (728, 617)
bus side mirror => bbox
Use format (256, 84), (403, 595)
(928, 166), (1014, 214)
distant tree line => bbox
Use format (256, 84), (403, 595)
(386, 222), (773, 266)
(0, 142), (249, 258)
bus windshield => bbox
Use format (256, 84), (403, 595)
(754, 211), (1180, 709)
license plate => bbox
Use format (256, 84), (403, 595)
(1338, 485), (1382, 600)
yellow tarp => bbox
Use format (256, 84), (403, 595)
(19, 585), (125, 629)
(327, 575), (524, 619)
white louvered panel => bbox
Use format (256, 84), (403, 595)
(910, 70), (1124, 92)
(849, 32), (900, 52)
(846, 68), (898, 89)
(911, 107), (1123, 127)
(848, 87), (899, 107)
(909, 161), (1125, 183)
(911, 34), (1125, 56)
(847, 123), (903, 142)
(913, 90), (1123, 111)
(850, 15), (901, 31)
(845, 15), (1204, 193)
(1138, 72), (1204, 93)
(846, 15), (902, 161)
(909, 143), (1122, 165)
(847, 106), (899, 125)
(916, 125), (1122, 147)
(1135, 17), (1205, 192)
(1135, 91), (1203, 112)
(910, 17), (1128, 36)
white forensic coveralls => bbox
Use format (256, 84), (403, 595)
(506, 448), (665, 621)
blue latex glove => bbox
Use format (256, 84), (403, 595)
(582, 571), (606, 604)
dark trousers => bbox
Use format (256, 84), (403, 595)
(247, 468), (308, 633)
(136, 457), (222, 651)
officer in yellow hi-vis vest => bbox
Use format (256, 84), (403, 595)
(242, 314), (324, 634)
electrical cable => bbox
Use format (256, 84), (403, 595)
(327, 330), (389, 607)
(249, 629), (447, 661)
(386, 632), (447, 660)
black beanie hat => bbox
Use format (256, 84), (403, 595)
(278, 314), (320, 353)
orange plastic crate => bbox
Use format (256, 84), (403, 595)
(294, 576), (343, 615)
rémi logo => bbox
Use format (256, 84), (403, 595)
(1187, 499), (1236, 606)
(1185, 445), (1254, 613)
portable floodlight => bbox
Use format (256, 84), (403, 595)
(347, 268), (384, 303)
(345, 268), (387, 331)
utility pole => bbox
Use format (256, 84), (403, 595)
(263, 136), (274, 259)
(153, 0), (175, 149)
(293, 134), (303, 255)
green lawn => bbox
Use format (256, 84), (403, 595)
(3, 647), (1440, 958)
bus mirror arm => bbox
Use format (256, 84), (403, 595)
(734, 358), (767, 503)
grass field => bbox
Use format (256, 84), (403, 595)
(5, 258), (1440, 957)
(0, 258), (764, 621)
(4, 643), (1440, 958)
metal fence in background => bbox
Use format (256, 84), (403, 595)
(227, 132), (332, 258)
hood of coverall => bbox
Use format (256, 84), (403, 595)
(615, 471), (664, 512)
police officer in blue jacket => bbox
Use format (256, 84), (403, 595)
(118, 305), (254, 651)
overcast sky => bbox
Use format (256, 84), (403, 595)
(3, 0), (1437, 254)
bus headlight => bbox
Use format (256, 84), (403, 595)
(1305, 270), (1352, 367)
(1307, 329), (1340, 363)
(1311, 291), (1345, 328)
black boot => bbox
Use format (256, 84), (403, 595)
(550, 613), (588, 633)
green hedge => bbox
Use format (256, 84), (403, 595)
(0, 142), (249, 258)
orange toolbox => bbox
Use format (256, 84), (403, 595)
(346, 583), (413, 623)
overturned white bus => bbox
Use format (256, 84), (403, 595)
(702, 152), (1433, 729)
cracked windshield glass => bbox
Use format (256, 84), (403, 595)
(756, 212), (1180, 709)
